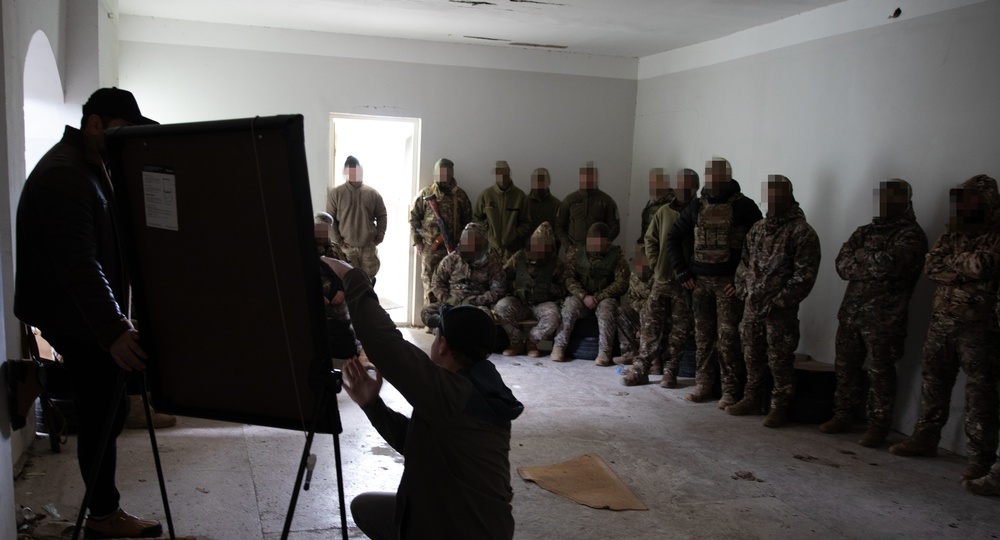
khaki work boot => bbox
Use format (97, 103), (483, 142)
(961, 463), (991, 482)
(612, 353), (634, 365)
(84, 508), (162, 539)
(964, 472), (1000, 496)
(595, 351), (613, 366)
(659, 370), (677, 389)
(889, 437), (938, 457)
(726, 397), (762, 416)
(550, 346), (566, 362)
(685, 385), (712, 403)
(819, 415), (853, 434)
(858, 427), (888, 448)
(502, 342), (526, 356)
(126, 395), (176, 430)
(763, 406), (788, 428)
(526, 340), (541, 358)
(717, 393), (738, 410)
(649, 359), (663, 376)
(621, 368), (649, 386)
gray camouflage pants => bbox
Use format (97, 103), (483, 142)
(495, 297), (561, 345)
(554, 296), (617, 354)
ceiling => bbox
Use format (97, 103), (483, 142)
(117, 0), (848, 59)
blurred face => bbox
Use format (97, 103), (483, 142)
(314, 223), (331, 244)
(649, 172), (670, 199)
(950, 188), (987, 230)
(633, 247), (651, 278)
(586, 234), (608, 254)
(705, 160), (731, 198)
(435, 166), (452, 185)
(764, 178), (793, 217)
(579, 168), (598, 191)
(531, 170), (550, 192)
(675, 172), (699, 205)
(876, 182), (909, 218)
(528, 235), (555, 260)
(344, 165), (363, 184)
(495, 166), (512, 189)
(459, 229), (486, 256)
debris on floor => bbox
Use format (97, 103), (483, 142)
(732, 470), (764, 482)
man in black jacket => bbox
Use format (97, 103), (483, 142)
(14, 88), (162, 538)
(666, 157), (763, 407)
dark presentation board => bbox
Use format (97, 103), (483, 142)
(107, 115), (334, 433)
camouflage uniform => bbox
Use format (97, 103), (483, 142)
(317, 241), (357, 356)
(495, 224), (566, 348)
(832, 196), (928, 433)
(616, 273), (651, 357)
(327, 181), (387, 278)
(735, 203), (821, 410)
(667, 179), (763, 399)
(901, 175), (1000, 469)
(555, 189), (620, 248)
(553, 243), (630, 357)
(410, 179), (473, 304)
(474, 183), (531, 262)
(420, 249), (506, 326)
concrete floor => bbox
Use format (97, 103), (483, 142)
(13, 328), (1000, 539)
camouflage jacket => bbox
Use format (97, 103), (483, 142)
(925, 226), (1000, 324)
(431, 251), (506, 307)
(623, 273), (652, 312)
(564, 245), (630, 302)
(502, 251), (567, 305)
(317, 240), (346, 261)
(836, 207), (928, 329)
(409, 179), (473, 250)
(735, 204), (821, 314)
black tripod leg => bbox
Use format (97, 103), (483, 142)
(332, 432), (348, 540)
(280, 382), (325, 540)
(139, 374), (176, 539)
(72, 370), (128, 540)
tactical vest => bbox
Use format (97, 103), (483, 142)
(576, 245), (621, 293)
(514, 257), (557, 304)
(694, 195), (742, 264)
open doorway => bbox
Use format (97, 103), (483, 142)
(329, 114), (421, 325)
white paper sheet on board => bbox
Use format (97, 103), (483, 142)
(142, 169), (179, 231)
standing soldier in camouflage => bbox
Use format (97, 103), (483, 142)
(637, 168), (672, 244)
(727, 176), (820, 428)
(965, 286), (1000, 496)
(410, 158), (473, 307)
(555, 163), (621, 249)
(613, 244), (653, 364)
(327, 156), (388, 278)
(890, 174), (1000, 483)
(622, 170), (699, 387)
(419, 222), (506, 327)
(495, 222), (566, 357)
(819, 180), (928, 447)
(667, 158), (763, 407)
(527, 168), (561, 248)
(474, 160), (531, 262)
(551, 223), (630, 365)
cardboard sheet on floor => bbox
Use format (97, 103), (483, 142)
(517, 453), (647, 511)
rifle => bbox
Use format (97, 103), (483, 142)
(422, 194), (456, 253)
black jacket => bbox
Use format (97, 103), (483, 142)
(14, 126), (131, 348)
(666, 179), (763, 280)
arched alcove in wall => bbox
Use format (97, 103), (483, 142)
(23, 30), (74, 178)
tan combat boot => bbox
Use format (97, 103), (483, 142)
(961, 463), (990, 482)
(659, 370), (677, 389)
(889, 436), (938, 457)
(621, 367), (649, 386)
(858, 427), (888, 448)
(126, 394), (176, 429)
(685, 385), (713, 403)
(763, 406), (787, 428)
(726, 397), (762, 416)
(717, 393), (738, 410)
(502, 342), (526, 356)
(964, 470), (1000, 496)
(819, 414), (852, 434)
(550, 345), (566, 362)
(526, 339), (541, 358)
(612, 352), (634, 365)
(595, 351), (613, 366)
(649, 358), (664, 376)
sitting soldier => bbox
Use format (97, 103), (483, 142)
(614, 244), (652, 365)
(495, 222), (566, 357)
(315, 213), (360, 360)
(551, 223), (629, 366)
(420, 221), (506, 326)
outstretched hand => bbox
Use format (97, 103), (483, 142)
(341, 356), (382, 407)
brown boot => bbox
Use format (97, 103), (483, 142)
(726, 397), (762, 416)
(964, 472), (1000, 496)
(889, 436), (938, 457)
(763, 406), (787, 428)
(858, 427), (888, 448)
(717, 393), (738, 410)
(621, 368), (649, 387)
(649, 359), (663, 376)
(84, 508), (162, 539)
(819, 415), (853, 434)
(502, 342), (526, 356)
(612, 353), (634, 365)
(685, 385), (712, 403)
(595, 351), (613, 366)
(526, 340), (541, 358)
(550, 345), (566, 362)
(961, 463), (991, 482)
(659, 370), (677, 389)
(126, 395), (176, 429)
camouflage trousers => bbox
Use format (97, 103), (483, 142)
(419, 245), (448, 305)
(833, 319), (906, 431)
(495, 297), (561, 345)
(692, 275), (745, 396)
(342, 244), (381, 279)
(554, 296), (618, 354)
(615, 302), (642, 357)
(741, 305), (800, 409)
(631, 280), (694, 376)
(912, 317), (1000, 466)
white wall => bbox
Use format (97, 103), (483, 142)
(117, 27), (638, 230)
(630, 0), (1000, 452)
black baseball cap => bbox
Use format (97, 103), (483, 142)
(426, 305), (495, 362)
(82, 87), (158, 126)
